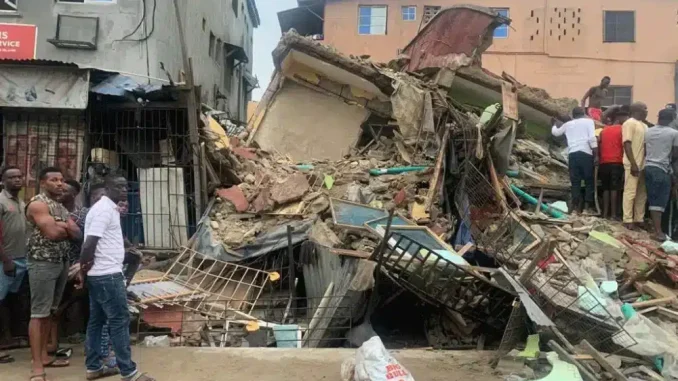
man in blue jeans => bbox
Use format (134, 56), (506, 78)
(0, 167), (27, 365)
(552, 107), (599, 214)
(644, 109), (678, 241)
(77, 174), (154, 381)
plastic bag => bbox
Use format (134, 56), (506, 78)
(616, 313), (678, 379)
(342, 336), (415, 381)
(142, 335), (170, 347)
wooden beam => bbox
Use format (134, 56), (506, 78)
(173, 0), (204, 216)
(580, 340), (628, 381)
(424, 126), (450, 212)
(519, 240), (553, 285)
(631, 296), (676, 309)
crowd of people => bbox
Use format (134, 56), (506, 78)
(0, 167), (153, 381)
(554, 76), (678, 241)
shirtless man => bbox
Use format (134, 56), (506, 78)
(581, 76), (611, 121)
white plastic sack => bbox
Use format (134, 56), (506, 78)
(142, 335), (170, 347)
(616, 313), (678, 379)
(342, 336), (415, 381)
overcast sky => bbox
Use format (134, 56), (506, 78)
(252, 0), (297, 100)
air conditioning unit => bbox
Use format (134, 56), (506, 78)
(48, 14), (99, 50)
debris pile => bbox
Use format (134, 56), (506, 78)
(127, 6), (678, 381)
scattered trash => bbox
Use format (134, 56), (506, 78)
(142, 335), (170, 347)
(341, 336), (415, 381)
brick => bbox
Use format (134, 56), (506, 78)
(270, 173), (310, 205)
(232, 146), (257, 160)
(252, 188), (273, 213)
(216, 186), (249, 212)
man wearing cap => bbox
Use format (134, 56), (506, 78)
(643, 109), (678, 241)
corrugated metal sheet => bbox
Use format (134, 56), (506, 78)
(403, 6), (507, 72)
(0, 58), (80, 67)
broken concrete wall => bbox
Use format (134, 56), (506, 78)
(254, 80), (368, 161)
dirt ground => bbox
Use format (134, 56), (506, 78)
(3, 346), (503, 381)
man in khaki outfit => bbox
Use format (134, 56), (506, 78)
(622, 102), (649, 230)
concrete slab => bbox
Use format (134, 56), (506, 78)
(3, 346), (503, 381)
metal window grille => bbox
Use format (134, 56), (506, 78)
(454, 160), (637, 354)
(86, 103), (198, 249)
(422, 5), (441, 24)
(1, 110), (86, 200)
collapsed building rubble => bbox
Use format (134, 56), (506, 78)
(123, 5), (678, 381)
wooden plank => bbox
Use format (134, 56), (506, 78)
(501, 81), (519, 120)
(620, 264), (657, 293)
(487, 154), (508, 212)
(424, 126), (449, 212)
(546, 340), (599, 381)
(580, 340), (628, 381)
(519, 240), (553, 285)
(631, 297), (676, 309)
(639, 365), (666, 381)
(657, 307), (678, 321)
(456, 242), (474, 256)
(534, 188), (544, 215)
(172, 0), (203, 217)
(501, 177), (521, 207)
(328, 248), (371, 259)
(638, 306), (659, 315)
(642, 282), (677, 299)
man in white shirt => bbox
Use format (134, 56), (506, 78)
(552, 107), (599, 214)
(78, 174), (154, 381)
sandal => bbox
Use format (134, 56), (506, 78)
(47, 348), (73, 360)
(86, 366), (120, 380)
(29, 372), (48, 381)
(43, 358), (69, 368)
(124, 372), (156, 381)
(0, 353), (14, 364)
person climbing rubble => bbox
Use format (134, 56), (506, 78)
(551, 107), (599, 215)
(581, 76), (610, 121)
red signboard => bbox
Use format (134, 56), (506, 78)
(0, 23), (37, 60)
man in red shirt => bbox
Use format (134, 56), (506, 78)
(598, 105), (630, 220)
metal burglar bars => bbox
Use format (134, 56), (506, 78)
(129, 247), (274, 318)
(133, 296), (352, 348)
(374, 231), (517, 334)
(1, 110), (86, 201)
(1, 102), (199, 250)
(455, 160), (636, 354)
(87, 103), (197, 249)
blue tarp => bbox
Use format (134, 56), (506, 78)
(90, 74), (162, 97)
